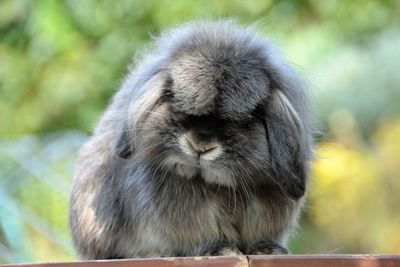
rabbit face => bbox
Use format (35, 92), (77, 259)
(121, 54), (273, 188)
(115, 23), (310, 198)
(141, 104), (269, 188)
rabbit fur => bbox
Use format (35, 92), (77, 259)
(69, 20), (313, 259)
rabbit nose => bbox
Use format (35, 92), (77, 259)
(185, 135), (219, 155)
(179, 134), (223, 161)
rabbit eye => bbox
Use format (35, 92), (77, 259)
(160, 77), (175, 103)
(160, 88), (174, 102)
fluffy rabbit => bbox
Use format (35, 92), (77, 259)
(69, 20), (313, 259)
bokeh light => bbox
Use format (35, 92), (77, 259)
(1, 0), (399, 263)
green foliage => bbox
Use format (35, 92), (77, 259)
(1, 0), (400, 263)
(0, 132), (85, 263)
(1, 0), (399, 137)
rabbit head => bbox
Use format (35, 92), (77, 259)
(115, 21), (312, 199)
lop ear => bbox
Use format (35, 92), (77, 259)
(114, 71), (167, 159)
(265, 89), (310, 199)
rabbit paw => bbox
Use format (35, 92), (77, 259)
(204, 245), (243, 256)
(248, 240), (289, 255)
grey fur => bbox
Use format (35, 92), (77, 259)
(69, 20), (313, 259)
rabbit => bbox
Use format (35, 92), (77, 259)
(69, 20), (313, 260)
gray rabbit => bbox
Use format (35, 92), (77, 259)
(69, 20), (313, 259)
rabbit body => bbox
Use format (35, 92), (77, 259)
(69, 21), (313, 259)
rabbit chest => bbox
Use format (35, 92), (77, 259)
(114, 171), (299, 257)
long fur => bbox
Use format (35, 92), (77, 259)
(69, 20), (313, 259)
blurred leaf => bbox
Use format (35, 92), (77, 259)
(1, 0), (400, 262)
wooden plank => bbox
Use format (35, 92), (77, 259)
(3, 255), (400, 267)
(248, 255), (400, 267)
(1, 256), (248, 267)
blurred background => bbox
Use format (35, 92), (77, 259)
(1, 0), (400, 263)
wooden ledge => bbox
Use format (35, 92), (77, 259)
(1, 256), (247, 267)
(3, 255), (400, 267)
(248, 255), (400, 267)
